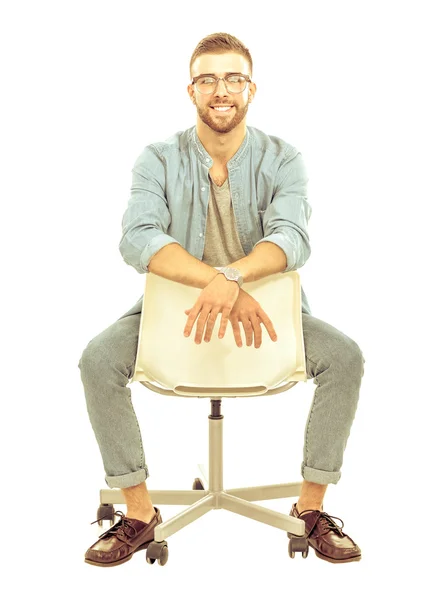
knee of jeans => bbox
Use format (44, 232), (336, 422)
(78, 341), (103, 374)
(349, 341), (365, 376)
(336, 340), (365, 376)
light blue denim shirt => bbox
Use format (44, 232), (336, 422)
(120, 124), (312, 315)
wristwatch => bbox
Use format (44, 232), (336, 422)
(217, 266), (244, 288)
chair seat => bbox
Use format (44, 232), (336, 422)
(130, 270), (307, 396)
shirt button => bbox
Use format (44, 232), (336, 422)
(205, 158), (210, 163)
(201, 187), (206, 191)
(199, 233), (203, 237)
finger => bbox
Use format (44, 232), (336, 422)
(230, 319), (243, 347)
(194, 308), (212, 344)
(183, 304), (201, 337)
(242, 319), (253, 346)
(204, 307), (221, 342)
(251, 315), (263, 349)
(218, 307), (232, 338)
(258, 310), (278, 341)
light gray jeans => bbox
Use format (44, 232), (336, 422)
(78, 296), (365, 489)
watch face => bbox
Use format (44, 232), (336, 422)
(224, 267), (237, 280)
(221, 267), (242, 285)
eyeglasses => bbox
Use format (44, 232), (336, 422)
(191, 73), (251, 94)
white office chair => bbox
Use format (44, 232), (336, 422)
(96, 269), (310, 566)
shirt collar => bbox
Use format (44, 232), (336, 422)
(189, 125), (250, 168)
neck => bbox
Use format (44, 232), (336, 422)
(196, 119), (246, 164)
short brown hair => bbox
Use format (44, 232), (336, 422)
(189, 32), (253, 80)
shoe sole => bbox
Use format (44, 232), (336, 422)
(313, 547), (362, 563)
(288, 518), (361, 564)
(84, 539), (152, 567)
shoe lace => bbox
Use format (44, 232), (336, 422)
(298, 509), (345, 539)
(90, 510), (138, 542)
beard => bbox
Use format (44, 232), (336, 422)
(196, 101), (249, 134)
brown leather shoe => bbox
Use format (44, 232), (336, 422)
(289, 503), (361, 563)
(85, 508), (163, 567)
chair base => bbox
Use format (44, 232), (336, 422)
(99, 399), (306, 541)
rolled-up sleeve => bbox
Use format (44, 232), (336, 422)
(119, 145), (181, 274)
(254, 151), (312, 272)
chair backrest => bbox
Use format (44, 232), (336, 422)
(130, 270), (307, 397)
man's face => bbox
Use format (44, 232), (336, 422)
(189, 52), (255, 135)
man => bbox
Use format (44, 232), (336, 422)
(79, 32), (365, 567)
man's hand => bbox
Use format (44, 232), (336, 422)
(184, 282), (278, 349)
(225, 288), (278, 348)
(183, 274), (240, 344)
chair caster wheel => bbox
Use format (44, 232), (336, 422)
(96, 503), (115, 527)
(288, 536), (309, 559)
(192, 478), (205, 490)
(146, 541), (169, 566)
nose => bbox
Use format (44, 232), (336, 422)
(214, 78), (229, 95)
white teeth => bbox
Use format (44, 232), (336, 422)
(213, 106), (232, 111)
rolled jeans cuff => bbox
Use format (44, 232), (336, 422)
(301, 464), (341, 485)
(105, 466), (149, 490)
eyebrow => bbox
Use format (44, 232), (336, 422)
(196, 72), (244, 77)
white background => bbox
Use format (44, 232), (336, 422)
(1, 0), (427, 595)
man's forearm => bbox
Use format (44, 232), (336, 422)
(147, 240), (287, 290)
(147, 243), (219, 289)
(227, 241), (287, 283)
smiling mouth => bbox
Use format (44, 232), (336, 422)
(211, 106), (234, 114)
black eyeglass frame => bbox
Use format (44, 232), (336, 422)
(191, 73), (252, 94)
